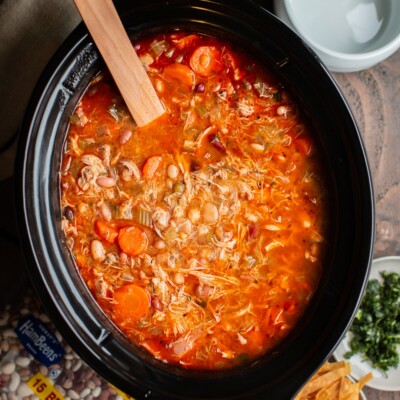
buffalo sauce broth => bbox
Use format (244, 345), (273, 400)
(61, 32), (330, 370)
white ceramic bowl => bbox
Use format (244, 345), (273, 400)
(273, 0), (400, 72)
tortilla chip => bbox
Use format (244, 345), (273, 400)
(294, 361), (372, 400)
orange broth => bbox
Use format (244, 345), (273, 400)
(60, 32), (330, 370)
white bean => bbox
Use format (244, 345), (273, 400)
(188, 208), (200, 224)
(17, 383), (33, 397)
(203, 202), (219, 224)
(80, 388), (91, 398)
(277, 105), (288, 116)
(250, 143), (265, 152)
(179, 219), (192, 235)
(8, 372), (20, 392)
(100, 202), (112, 221)
(1, 362), (15, 374)
(154, 239), (166, 250)
(15, 357), (30, 368)
(173, 272), (185, 285)
(167, 164), (179, 179)
(198, 224), (209, 236)
(67, 389), (80, 400)
(91, 240), (106, 262)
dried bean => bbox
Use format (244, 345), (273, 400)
(87, 380), (96, 390)
(16, 382), (32, 397)
(1, 362), (15, 374)
(64, 206), (75, 221)
(72, 359), (82, 372)
(80, 387), (91, 398)
(119, 128), (133, 144)
(63, 378), (73, 389)
(55, 385), (66, 396)
(8, 372), (20, 392)
(68, 389), (80, 399)
(3, 329), (17, 338)
(16, 356), (30, 368)
(92, 386), (102, 397)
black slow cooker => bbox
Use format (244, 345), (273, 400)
(15, 1), (374, 399)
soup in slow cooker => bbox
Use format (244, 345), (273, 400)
(60, 32), (330, 370)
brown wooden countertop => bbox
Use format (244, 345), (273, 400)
(333, 49), (400, 399)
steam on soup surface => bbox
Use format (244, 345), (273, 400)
(61, 32), (330, 370)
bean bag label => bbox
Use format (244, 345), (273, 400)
(16, 315), (64, 367)
(28, 371), (65, 400)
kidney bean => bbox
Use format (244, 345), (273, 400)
(64, 206), (74, 221)
(96, 176), (116, 188)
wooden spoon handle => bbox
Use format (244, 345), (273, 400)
(74, 0), (165, 127)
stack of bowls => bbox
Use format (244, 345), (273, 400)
(274, 0), (400, 72)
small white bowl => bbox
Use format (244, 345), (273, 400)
(273, 0), (400, 72)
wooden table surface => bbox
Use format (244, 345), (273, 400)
(333, 49), (400, 399)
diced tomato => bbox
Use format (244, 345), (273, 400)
(294, 135), (313, 156)
(288, 131), (313, 156)
(190, 46), (222, 77)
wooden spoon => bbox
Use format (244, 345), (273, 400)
(73, 0), (165, 127)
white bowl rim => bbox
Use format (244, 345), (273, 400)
(282, 0), (400, 61)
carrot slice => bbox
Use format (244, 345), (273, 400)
(189, 46), (222, 77)
(163, 63), (195, 87)
(113, 284), (150, 323)
(118, 226), (148, 256)
(142, 155), (162, 180)
(95, 220), (118, 243)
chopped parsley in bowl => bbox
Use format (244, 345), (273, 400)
(334, 256), (400, 391)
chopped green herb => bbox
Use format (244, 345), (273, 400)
(344, 271), (400, 372)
